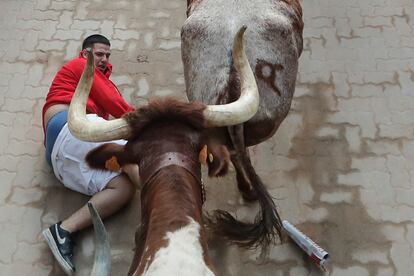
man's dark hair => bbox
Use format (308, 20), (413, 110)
(82, 34), (111, 50)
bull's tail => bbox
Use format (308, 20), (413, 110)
(207, 124), (283, 254)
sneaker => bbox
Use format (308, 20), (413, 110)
(42, 222), (75, 275)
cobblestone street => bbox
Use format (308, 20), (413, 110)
(1, 0), (414, 275)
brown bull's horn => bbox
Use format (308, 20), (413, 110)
(88, 202), (111, 276)
(203, 26), (259, 127)
(68, 48), (131, 142)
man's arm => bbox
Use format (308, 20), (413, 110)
(89, 74), (134, 118)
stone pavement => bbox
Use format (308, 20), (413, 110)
(0, 0), (413, 275)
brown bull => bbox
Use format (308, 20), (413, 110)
(68, 28), (259, 275)
(182, 0), (304, 249)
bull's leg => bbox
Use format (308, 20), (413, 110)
(231, 152), (260, 202)
(228, 125), (258, 201)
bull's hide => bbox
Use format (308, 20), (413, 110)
(182, 0), (303, 146)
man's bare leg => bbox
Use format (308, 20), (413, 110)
(42, 165), (139, 274)
(60, 173), (136, 233)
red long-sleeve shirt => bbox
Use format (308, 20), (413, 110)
(42, 55), (134, 133)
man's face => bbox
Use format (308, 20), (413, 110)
(83, 43), (111, 73)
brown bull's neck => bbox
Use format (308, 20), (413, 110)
(138, 151), (205, 204)
(139, 152), (201, 185)
(130, 166), (212, 275)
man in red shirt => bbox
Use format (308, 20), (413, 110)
(42, 34), (139, 275)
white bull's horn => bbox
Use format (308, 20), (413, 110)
(203, 26), (259, 127)
(88, 202), (111, 276)
(68, 48), (131, 142)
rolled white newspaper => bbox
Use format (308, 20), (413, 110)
(282, 220), (330, 271)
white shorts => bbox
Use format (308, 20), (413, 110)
(51, 114), (127, 196)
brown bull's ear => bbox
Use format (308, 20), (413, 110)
(86, 143), (128, 170)
(105, 156), (121, 172)
(206, 144), (230, 177)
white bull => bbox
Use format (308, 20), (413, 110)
(181, 0), (303, 251)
